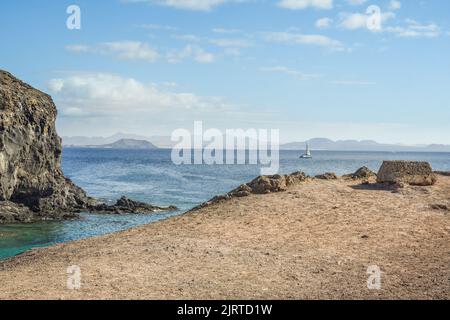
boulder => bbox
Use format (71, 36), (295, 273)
(247, 175), (289, 194)
(343, 166), (377, 181)
(315, 172), (338, 180)
(286, 171), (308, 185)
(377, 161), (436, 186)
(352, 166), (377, 179)
(0, 201), (34, 223)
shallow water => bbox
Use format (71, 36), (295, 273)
(1, 149), (449, 260)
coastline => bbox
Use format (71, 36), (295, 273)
(0, 173), (449, 300)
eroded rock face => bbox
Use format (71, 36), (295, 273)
(0, 70), (91, 221)
(0, 70), (176, 223)
(377, 161), (436, 186)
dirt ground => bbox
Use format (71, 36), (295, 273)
(0, 175), (449, 300)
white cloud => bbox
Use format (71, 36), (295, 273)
(260, 66), (320, 80)
(262, 32), (345, 51)
(337, 10), (441, 38)
(172, 34), (202, 42)
(102, 41), (159, 62)
(167, 45), (215, 63)
(338, 13), (367, 30)
(47, 73), (226, 117)
(48, 79), (65, 93)
(65, 44), (90, 53)
(67, 41), (218, 64)
(66, 41), (159, 62)
(208, 38), (252, 48)
(124, 0), (232, 11)
(389, 0), (401, 10)
(315, 17), (333, 29)
(134, 23), (177, 31)
(277, 0), (333, 10)
(385, 20), (440, 38)
(338, 12), (395, 31)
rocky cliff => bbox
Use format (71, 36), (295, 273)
(0, 70), (91, 222)
(0, 70), (177, 223)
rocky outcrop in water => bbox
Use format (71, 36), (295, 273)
(377, 161), (436, 186)
(88, 197), (178, 215)
(0, 70), (176, 223)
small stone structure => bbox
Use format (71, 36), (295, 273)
(377, 161), (436, 186)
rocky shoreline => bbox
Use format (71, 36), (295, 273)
(1, 165), (448, 299)
(191, 161), (437, 212)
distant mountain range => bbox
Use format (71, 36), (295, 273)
(282, 138), (450, 152)
(62, 134), (450, 152)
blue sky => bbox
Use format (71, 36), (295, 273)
(1, 0), (449, 144)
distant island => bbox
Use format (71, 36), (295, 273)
(281, 138), (450, 152)
(63, 134), (450, 152)
(66, 139), (158, 150)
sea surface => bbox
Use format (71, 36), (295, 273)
(1, 148), (449, 260)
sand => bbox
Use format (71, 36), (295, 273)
(0, 175), (449, 300)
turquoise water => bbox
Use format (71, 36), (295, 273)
(1, 149), (449, 260)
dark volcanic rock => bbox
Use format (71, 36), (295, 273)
(88, 196), (178, 215)
(0, 70), (91, 222)
(315, 172), (338, 180)
(0, 71), (176, 223)
(377, 161), (436, 186)
(0, 201), (34, 223)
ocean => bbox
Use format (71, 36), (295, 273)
(1, 148), (449, 260)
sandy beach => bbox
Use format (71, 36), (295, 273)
(0, 174), (449, 300)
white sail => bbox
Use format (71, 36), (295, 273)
(300, 142), (312, 159)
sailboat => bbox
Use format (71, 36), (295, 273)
(300, 142), (312, 159)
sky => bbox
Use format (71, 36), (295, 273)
(0, 0), (449, 144)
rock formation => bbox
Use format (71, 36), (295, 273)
(377, 161), (436, 186)
(0, 70), (176, 223)
(315, 172), (338, 180)
(0, 70), (91, 222)
(191, 172), (309, 211)
(88, 196), (178, 215)
(352, 166), (377, 179)
(343, 166), (377, 181)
